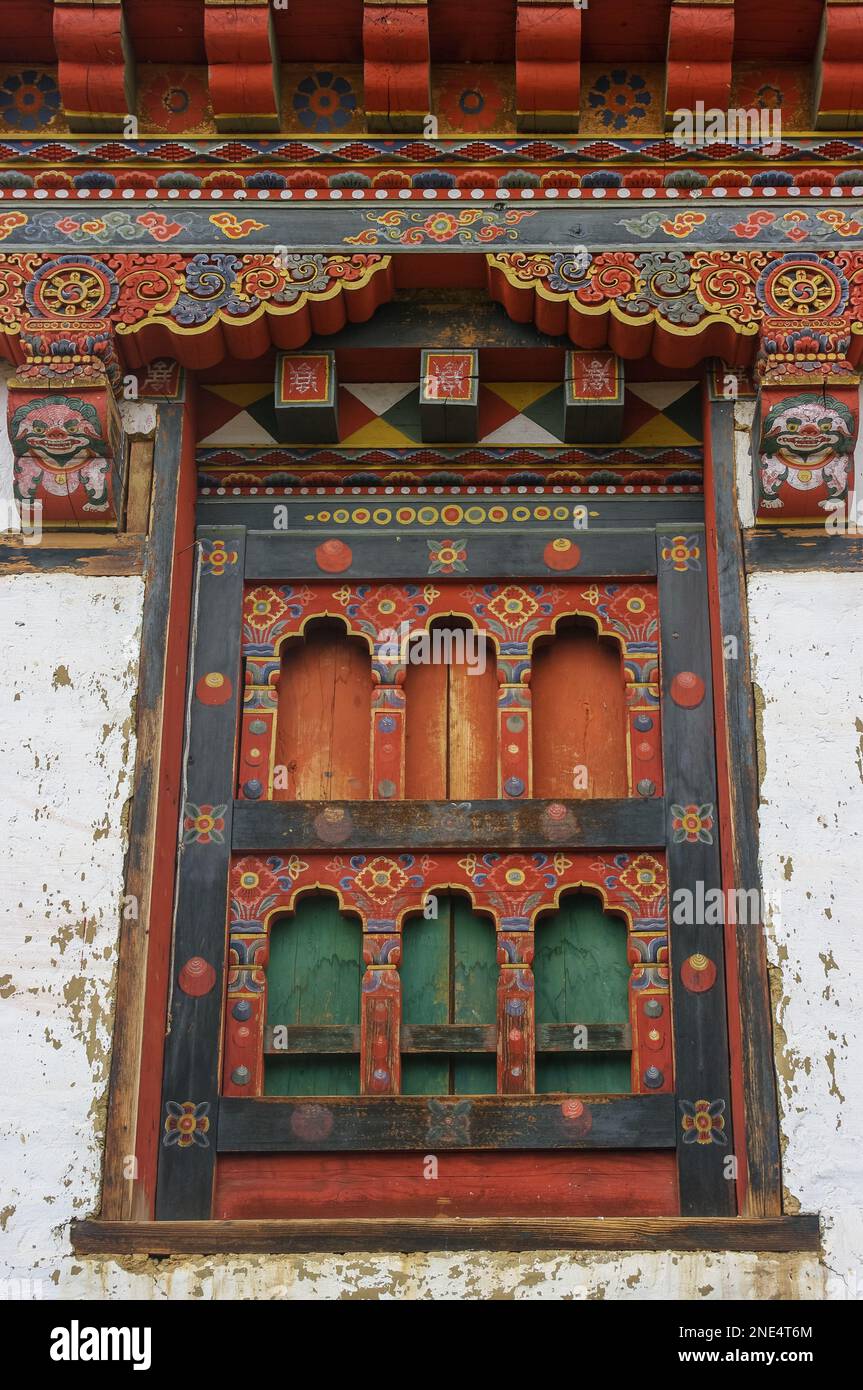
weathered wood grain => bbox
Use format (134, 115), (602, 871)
(743, 527), (863, 572)
(218, 1093), (675, 1151)
(71, 1214), (821, 1256)
(155, 526), (247, 1220)
(262, 1022), (632, 1054)
(232, 796), (666, 852)
(0, 534), (146, 575)
(100, 403), (193, 1221)
(707, 401), (782, 1216)
(211, 1151), (678, 1220)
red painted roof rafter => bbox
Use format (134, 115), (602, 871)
(363, 0), (431, 134)
(203, 0), (281, 133)
(516, 0), (582, 135)
(52, 0), (134, 134)
(815, 0), (863, 131)
(665, 0), (734, 129)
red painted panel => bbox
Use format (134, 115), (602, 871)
(582, 0), (672, 62)
(0, 0), (56, 63)
(429, 0), (518, 62)
(272, 0), (365, 63)
(733, 0), (823, 62)
(124, 0), (206, 63)
(214, 1150), (679, 1217)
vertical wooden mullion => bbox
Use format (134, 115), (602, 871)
(155, 526), (246, 1220)
(496, 931), (535, 1094)
(657, 524), (736, 1216)
(497, 654), (532, 801)
(705, 389), (781, 1215)
(360, 932), (402, 1095)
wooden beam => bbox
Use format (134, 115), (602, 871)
(218, 1093), (676, 1151)
(665, 1), (734, 130)
(124, 439), (154, 536)
(815, 0), (863, 130)
(53, 0), (134, 133)
(71, 1214), (822, 1255)
(244, 529), (659, 582)
(204, 0), (280, 132)
(231, 796), (666, 854)
(0, 535), (145, 576)
(516, 1), (582, 134)
(743, 528), (863, 572)
(100, 399), (197, 1220)
(706, 397), (783, 1217)
(363, 1), (430, 134)
(262, 1022), (632, 1054)
(657, 524), (735, 1217)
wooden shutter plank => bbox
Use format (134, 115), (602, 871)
(448, 641), (498, 800)
(535, 896), (631, 1095)
(453, 897), (498, 1093)
(403, 659), (448, 798)
(401, 901), (452, 1095)
(532, 627), (629, 799)
(265, 897), (361, 1098)
(275, 627), (371, 800)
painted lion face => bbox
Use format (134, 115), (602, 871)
(763, 396), (854, 460)
(12, 398), (102, 470)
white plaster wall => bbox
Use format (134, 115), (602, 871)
(748, 572), (863, 1301)
(0, 575), (144, 1296)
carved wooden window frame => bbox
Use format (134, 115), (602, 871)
(70, 392), (818, 1257)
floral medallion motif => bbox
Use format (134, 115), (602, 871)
(435, 67), (511, 134)
(680, 1098), (727, 1145)
(200, 536), (239, 576)
(583, 67), (658, 133)
(291, 70), (358, 133)
(182, 802), (227, 845)
(670, 803), (715, 845)
(660, 535), (702, 572)
(427, 538), (468, 574)
(0, 68), (61, 132)
(138, 67), (211, 134)
(163, 1100), (210, 1149)
(426, 1098), (473, 1144)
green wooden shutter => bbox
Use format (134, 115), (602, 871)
(401, 894), (497, 1095)
(265, 895), (361, 1096)
(535, 894), (630, 1094)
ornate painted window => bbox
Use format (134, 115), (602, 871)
(152, 489), (734, 1226)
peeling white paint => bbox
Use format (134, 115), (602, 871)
(748, 572), (863, 1300)
(0, 576), (143, 1292)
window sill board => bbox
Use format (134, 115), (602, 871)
(71, 1215), (820, 1257)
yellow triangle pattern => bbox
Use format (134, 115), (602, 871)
(340, 419), (416, 448)
(484, 381), (558, 413)
(203, 383), (273, 408)
(622, 419), (701, 447)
